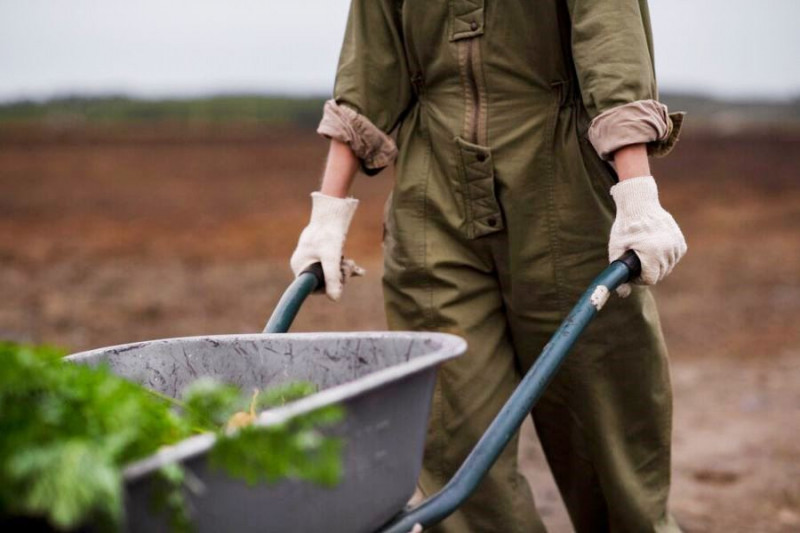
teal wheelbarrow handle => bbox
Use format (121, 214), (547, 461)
(262, 253), (641, 532)
(378, 251), (641, 533)
(262, 263), (326, 333)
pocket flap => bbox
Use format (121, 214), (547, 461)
(449, 0), (485, 41)
(455, 137), (504, 238)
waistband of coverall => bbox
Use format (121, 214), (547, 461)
(413, 78), (581, 109)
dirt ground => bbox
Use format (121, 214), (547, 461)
(1, 123), (798, 532)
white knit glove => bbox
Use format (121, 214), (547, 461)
(290, 192), (365, 301)
(609, 176), (687, 297)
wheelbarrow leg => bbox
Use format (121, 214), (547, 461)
(378, 252), (641, 533)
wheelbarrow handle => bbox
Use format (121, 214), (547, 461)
(262, 263), (325, 334)
(378, 251), (641, 533)
(616, 249), (642, 281)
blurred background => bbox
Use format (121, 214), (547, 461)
(1, 1), (798, 531)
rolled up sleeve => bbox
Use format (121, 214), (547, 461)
(317, 0), (413, 175)
(567, 0), (684, 160)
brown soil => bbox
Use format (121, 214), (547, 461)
(1, 124), (798, 532)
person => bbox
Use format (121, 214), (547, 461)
(290, 1), (686, 531)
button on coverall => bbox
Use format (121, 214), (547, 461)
(317, 1), (684, 531)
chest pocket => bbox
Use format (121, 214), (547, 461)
(449, 0), (485, 41)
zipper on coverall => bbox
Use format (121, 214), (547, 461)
(464, 38), (482, 144)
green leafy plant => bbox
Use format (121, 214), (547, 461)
(0, 342), (344, 531)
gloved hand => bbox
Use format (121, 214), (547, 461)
(290, 192), (365, 301)
(608, 176), (687, 297)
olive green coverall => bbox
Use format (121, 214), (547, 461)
(318, 1), (684, 531)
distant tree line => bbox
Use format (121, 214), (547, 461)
(0, 95), (326, 129)
(0, 93), (798, 128)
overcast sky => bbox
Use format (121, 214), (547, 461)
(0, 0), (798, 102)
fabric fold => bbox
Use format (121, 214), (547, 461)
(588, 99), (685, 160)
(317, 99), (398, 173)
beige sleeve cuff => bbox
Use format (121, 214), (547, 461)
(588, 99), (685, 160)
(317, 99), (398, 171)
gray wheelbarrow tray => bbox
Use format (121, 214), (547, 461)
(67, 332), (464, 533)
(65, 251), (641, 533)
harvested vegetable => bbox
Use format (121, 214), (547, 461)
(0, 342), (343, 531)
(226, 389), (260, 431)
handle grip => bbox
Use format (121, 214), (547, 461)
(301, 262), (326, 293)
(614, 250), (641, 283)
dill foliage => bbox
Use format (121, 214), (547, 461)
(0, 342), (344, 531)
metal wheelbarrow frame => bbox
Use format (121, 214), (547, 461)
(63, 251), (639, 532)
(267, 251), (642, 532)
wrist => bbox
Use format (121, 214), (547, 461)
(319, 183), (350, 198)
(610, 176), (660, 218)
(613, 143), (651, 180)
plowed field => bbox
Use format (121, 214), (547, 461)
(1, 124), (798, 531)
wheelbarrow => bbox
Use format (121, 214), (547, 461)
(66, 251), (641, 532)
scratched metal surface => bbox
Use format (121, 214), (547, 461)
(67, 332), (466, 533)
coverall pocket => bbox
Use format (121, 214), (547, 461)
(452, 137), (504, 239)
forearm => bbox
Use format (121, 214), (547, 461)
(319, 139), (360, 198)
(608, 142), (686, 291)
(613, 143), (651, 181)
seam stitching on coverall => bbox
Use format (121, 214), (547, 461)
(534, 394), (610, 526)
(474, 37), (488, 147)
(457, 40), (473, 143)
(455, 36), (474, 239)
(543, 82), (570, 314)
(416, 102), (446, 484)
